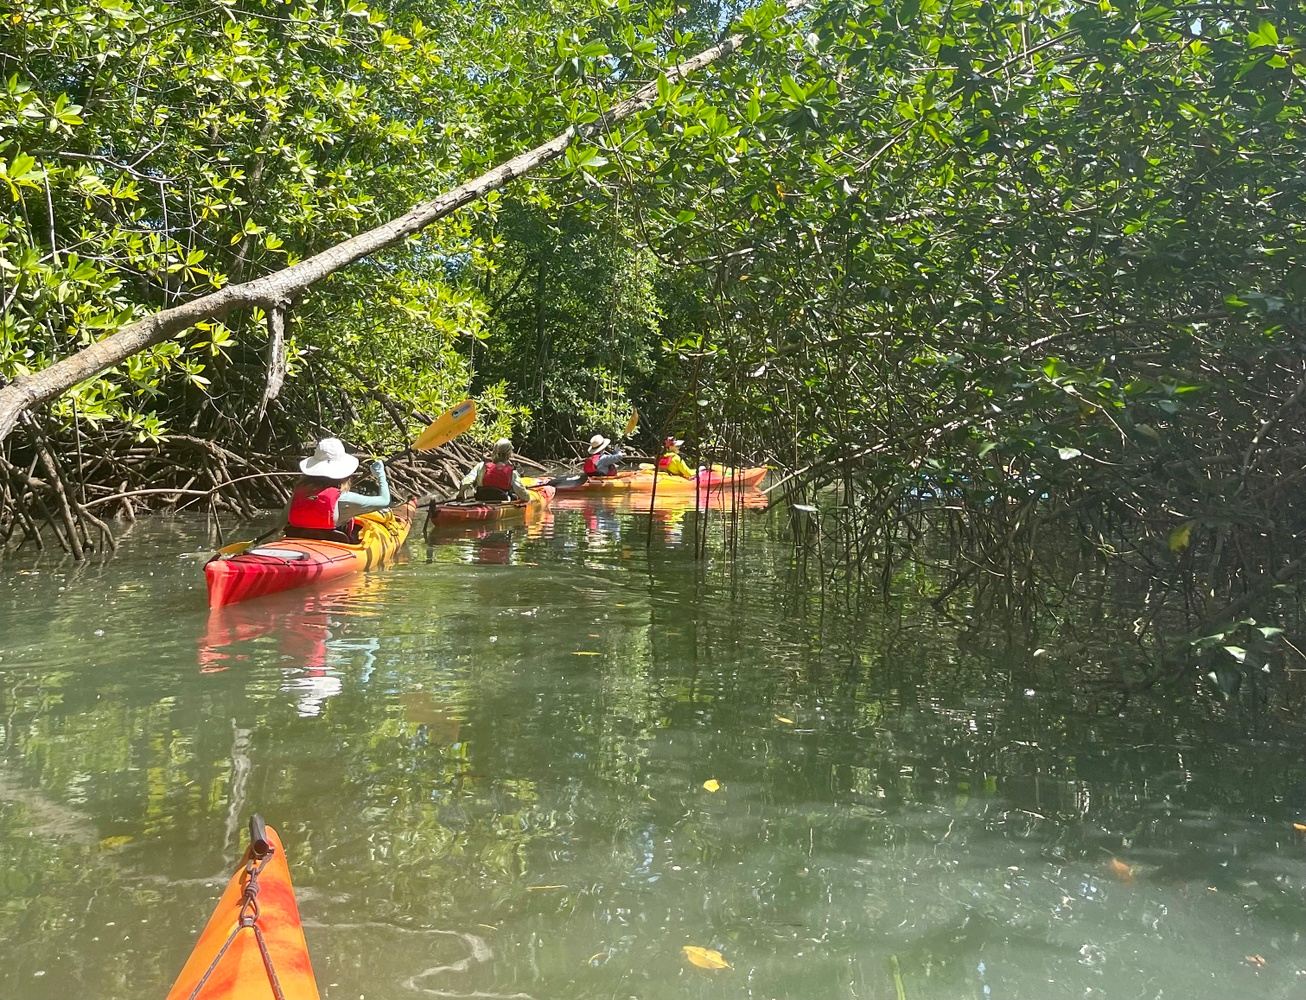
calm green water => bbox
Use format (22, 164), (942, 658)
(1, 496), (1304, 999)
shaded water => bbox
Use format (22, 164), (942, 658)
(1, 495), (1304, 999)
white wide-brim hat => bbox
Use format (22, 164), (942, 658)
(588, 434), (611, 454)
(664, 437), (684, 448)
(300, 437), (359, 479)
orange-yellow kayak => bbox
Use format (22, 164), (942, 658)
(166, 817), (319, 1000)
(205, 503), (414, 608)
(528, 465), (767, 493)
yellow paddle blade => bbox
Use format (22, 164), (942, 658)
(413, 400), (476, 452)
(622, 407), (639, 438)
(215, 538), (257, 557)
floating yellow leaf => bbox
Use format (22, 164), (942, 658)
(1168, 522), (1193, 553)
(1292, 822), (1306, 832)
(572, 651), (601, 656)
(682, 945), (731, 970)
(702, 779), (721, 792)
(98, 835), (133, 851)
(526, 884), (568, 892)
(774, 715), (795, 725)
(1108, 857), (1135, 883)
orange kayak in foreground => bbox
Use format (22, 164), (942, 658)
(166, 817), (319, 1000)
(205, 502), (414, 608)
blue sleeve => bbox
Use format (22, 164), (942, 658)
(595, 451), (623, 475)
(336, 462), (390, 522)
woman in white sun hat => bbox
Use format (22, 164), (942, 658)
(284, 437), (390, 542)
(583, 432), (624, 478)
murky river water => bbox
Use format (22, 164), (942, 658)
(1, 495), (1304, 999)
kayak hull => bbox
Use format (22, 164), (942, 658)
(205, 503), (414, 608)
(165, 823), (319, 1000)
(427, 485), (555, 521)
(531, 466), (767, 493)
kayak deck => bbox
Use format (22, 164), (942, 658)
(166, 818), (319, 1000)
(425, 485), (555, 522)
(204, 503), (414, 608)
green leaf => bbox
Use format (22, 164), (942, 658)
(1247, 20), (1279, 48)
(1168, 522), (1192, 552)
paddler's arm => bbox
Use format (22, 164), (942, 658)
(511, 470), (530, 503)
(459, 462), (484, 499)
(336, 460), (390, 523)
(594, 449), (623, 475)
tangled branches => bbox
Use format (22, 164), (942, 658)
(0, 419), (490, 558)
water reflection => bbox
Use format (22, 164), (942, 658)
(552, 489), (770, 549)
(0, 503), (1304, 1000)
(198, 578), (387, 716)
(422, 504), (556, 565)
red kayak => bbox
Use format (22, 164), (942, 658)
(205, 503), (414, 608)
(427, 485), (555, 522)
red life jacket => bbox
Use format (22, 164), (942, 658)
(584, 453), (615, 476)
(482, 461), (514, 492)
(287, 483), (340, 530)
(658, 453), (674, 470)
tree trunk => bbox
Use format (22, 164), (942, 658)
(256, 300), (290, 423)
(0, 7), (802, 445)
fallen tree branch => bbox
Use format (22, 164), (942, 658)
(0, 3), (805, 445)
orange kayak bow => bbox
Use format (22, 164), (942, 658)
(166, 817), (320, 1000)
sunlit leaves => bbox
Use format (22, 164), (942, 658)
(1168, 523), (1193, 553)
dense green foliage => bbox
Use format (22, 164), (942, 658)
(3, 0), (1305, 677)
(0, 0), (633, 447)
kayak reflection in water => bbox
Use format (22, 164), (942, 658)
(657, 436), (696, 478)
(583, 433), (624, 477)
(585, 504), (621, 543)
(474, 528), (515, 565)
(284, 437), (390, 543)
(460, 437), (530, 502)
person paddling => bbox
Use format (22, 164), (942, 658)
(285, 438), (390, 542)
(461, 438), (530, 502)
(583, 433), (624, 478)
(657, 436), (696, 479)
